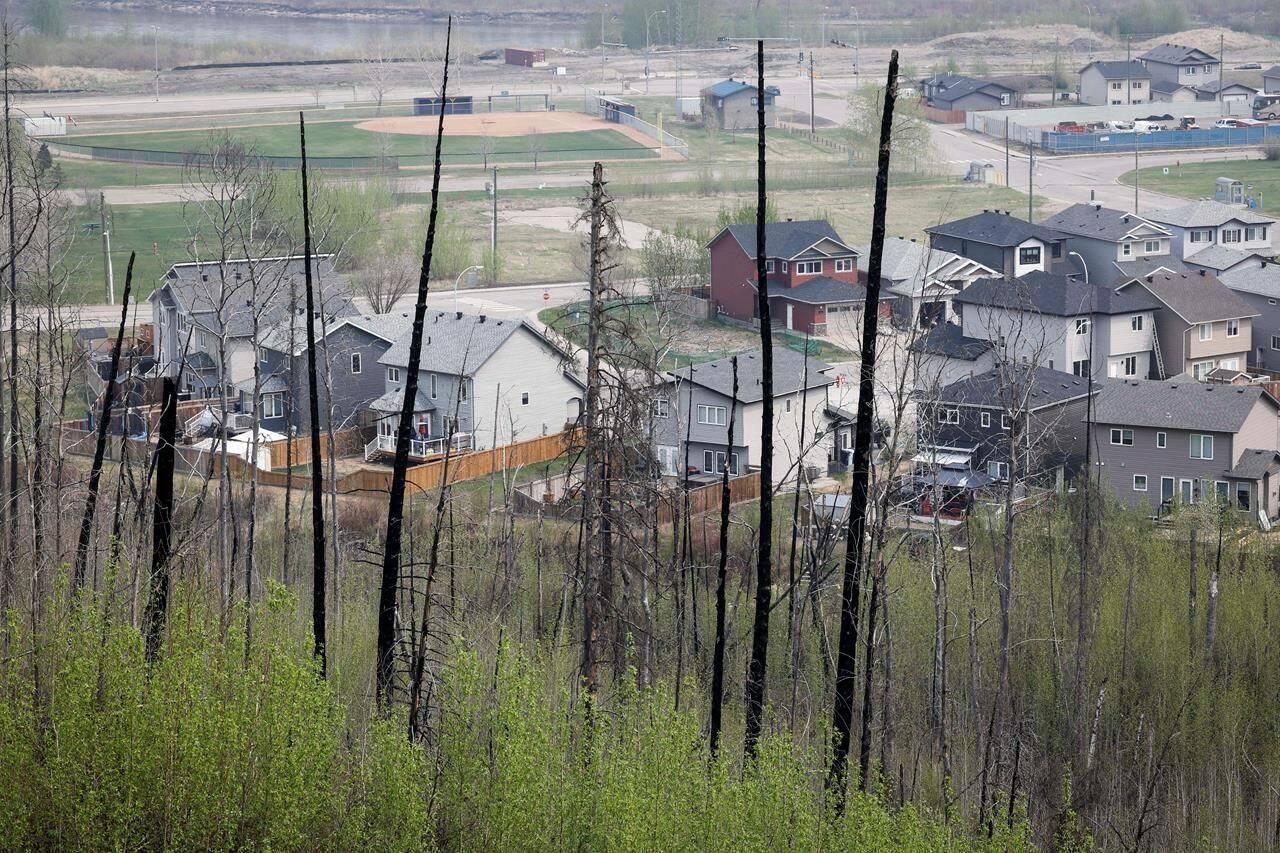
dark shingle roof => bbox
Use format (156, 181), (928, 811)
(1041, 203), (1168, 242)
(780, 276), (882, 305)
(1119, 270), (1259, 324)
(703, 79), (753, 98)
(1227, 449), (1280, 480)
(1195, 80), (1255, 96)
(1218, 259), (1280, 299)
(1093, 379), (1274, 432)
(937, 366), (1093, 411)
(908, 321), (993, 361)
(669, 346), (833, 404)
(923, 73), (1015, 104)
(717, 219), (852, 259)
(1110, 255), (1188, 282)
(926, 211), (1066, 247)
(1140, 43), (1217, 65)
(1150, 79), (1194, 95)
(1144, 199), (1274, 228)
(954, 271), (1160, 316)
(1264, 65), (1280, 78)
(75, 326), (108, 342)
(379, 312), (541, 376)
(1083, 60), (1152, 80)
(1183, 244), (1259, 272)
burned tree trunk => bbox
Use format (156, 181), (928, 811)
(376, 18), (452, 712)
(828, 49), (899, 802)
(72, 253), (135, 589)
(709, 356), (738, 757)
(143, 376), (178, 663)
(581, 161), (609, 697)
(742, 38), (774, 761)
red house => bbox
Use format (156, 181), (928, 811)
(707, 219), (891, 335)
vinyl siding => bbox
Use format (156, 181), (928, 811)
(469, 328), (582, 449)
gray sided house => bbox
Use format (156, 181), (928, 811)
(1041, 203), (1175, 285)
(921, 73), (1016, 112)
(1117, 270), (1258, 380)
(916, 367), (1095, 485)
(1078, 60), (1151, 106)
(700, 79), (778, 131)
(1139, 43), (1220, 88)
(650, 347), (834, 487)
(1143, 200), (1275, 260)
(953, 272), (1160, 381)
(926, 210), (1067, 278)
(1216, 259), (1280, 371)
(373, 311), (584, 458)
(1091, 379), (1280, 522)
(1265, 66), (1280, 94)
(1194, 80), (1257, 104)
(240, 313), (409, 435)
(857, 236), (995, 329)
(909, 322), (997, 391)
(149, 255), (357, 398)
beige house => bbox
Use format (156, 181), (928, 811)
(1079, 60), (1151, 105)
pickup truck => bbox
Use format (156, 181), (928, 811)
(1055, 121), (1087, 133)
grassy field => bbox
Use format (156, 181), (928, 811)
(1119, 158), (1280, 214)
(64, 201), (212, 303)
(65, 120), (657, 166)
(55, 158), (189, 190)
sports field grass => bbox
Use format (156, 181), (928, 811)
(1119, 159), (1280, 214)
(65, 120), (658, 166)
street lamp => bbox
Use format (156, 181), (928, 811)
(454, 265), (485, 312)
(1068, 250), (1089, 284)
(645, 9), (669, 94)
(151, 26), (160, 102)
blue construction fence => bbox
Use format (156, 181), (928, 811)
(1042, 123), (1280, 153)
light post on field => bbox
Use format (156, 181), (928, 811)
(151, 26), (160, 102)
(454, 265), (485, 312)
(645, 9), (668, 94)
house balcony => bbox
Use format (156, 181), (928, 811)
(363, 431), (474, 462)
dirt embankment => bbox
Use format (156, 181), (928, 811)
(74, 0), (581, 24)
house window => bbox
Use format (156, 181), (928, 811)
(1222, 229), (1242, 243)
(1198, 323), (1213, 341)
(697, 404), (728, 426)
(835, 258), (854, 273)
(1131, 314), (1144, 332)
(1144, 240), (1160, 253)
(1271, 335), (1280, 350)
(1190, 433), (1214, 460)
(1075, 317), (1091, 335)
(652, 397), (670, 418)
(784, 398), (792, 413)
(766, 259), (775, 273)
(1051, 242), (1062, 258)
(1133, 474), (1148, 492)
(1188, 67), (1198, 76)
(1001, 413), (1012, 430)
(1214, 481), (1229, 502)
(1193, 361), (1215, 380)
(1203, 64), (1213, 73)
(429, 373), (437, 398)
(1122, 242), (1132, 257)
(1110, 428), (1134, 446)
(1189, 229), (1213, 243)
(1246, 226), (1267, 242)
(1111, 82), (1123, 90)
(521, 392), (530, 406)
(1072, 359), (1091, 377)
(1018, 246), (1041, 266)
(795, 260), (822, 275)
(1133, 81), (1144, 89)
(939, 408), (959, 424)
(1156, 431), (1166, 448)
(703, 450), (738, 474)
(387, 366), (401, 383)
(460, 380), (469, 402)
(981, 412), (991, 428)
(1122, 355), (1138, 376)
(350, 352), (361, 374)
(987, 460), (1009, 480)
(1227, 318), (1240, 337)
(1236, 482), (1252, 511)
(781, 261), (788, 272)
(260, 392), (284, 419)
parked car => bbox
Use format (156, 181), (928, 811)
(1214, 118), (1245, 129)
(1236, 62), (1263, 70)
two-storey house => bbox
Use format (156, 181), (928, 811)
(1041, 203), (1176, 285)
(707, 219), (892, 335)
(1091, 379), (1280, 521)
(1139, 43), (1220, 91)
(1143, 200), (1275, 261)
(1215, 259), (1280, 371)
(1078, 60), (1151, 105)
(371, 311), (583, 459)
(909, 321), (997, 391)
(149, 255), (357, 398)
(925, 210), (1068, 278)
(856, 236), (995, 328)
(1116, 270), (1259, 379)
(916, 366), (1096, 485)
(649, 347), (834, 487)
(953, 272), (1161, 380)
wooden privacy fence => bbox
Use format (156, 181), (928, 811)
(656, 472), (762, 525)
(263, 429), (364, 469)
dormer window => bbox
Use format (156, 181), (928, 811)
(835, 258), (854, 273)
(1018, 246), (1041, 266)
(795, 260), (822, 275)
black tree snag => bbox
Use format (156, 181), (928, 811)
(709, 355), (738, 758)
(829, 48), (900, 803)
(143, 375), (178, 664)
(376, 17), (453, 713)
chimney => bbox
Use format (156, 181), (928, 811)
(479, 315), (487, 323)
(1199, 269), (1206, 276)
(455, 311), (463, 319)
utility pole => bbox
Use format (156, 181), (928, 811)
(809, 51), (816, 134)
(1004, 116), (1010, 186)
(1027, 140), (1035, 221)
(1052, 32), (1060, 105)
(490, 167), (499, 264)
(1126, 35), (1133, 106)
(99, 192), (115, 305)
(600, 3), (608, 83)
(152, 26), (160, 102)
(1219, 32), (1225, 117)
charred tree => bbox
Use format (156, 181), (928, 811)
(581, 160), (609, 697)
(709, 355), (738, 757)
(143, 376), (178, 663)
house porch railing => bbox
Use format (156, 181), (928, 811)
(363, 431), (474, 462)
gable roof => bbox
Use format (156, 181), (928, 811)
(667, 346), (833, 404)
(922, 73), (1015, 103)
(780, 276), (885, 305)
(855, 237), (992, 294)
(260, 311), (413, 357)
(1150, 79), (1195, 96)
(712, 219), (854, 259)
(936, 366), (1093, 411)
(1195, 80), (1256, 96)
(1140, 43), (1218, 65)
(1227, 449), (1280, 480)
(1184, 244), (1261, 272)
(1217, 259), (1280, 299)
(379, 311), (558, 376)
(926, 210), (1066, 247)
(702, 79), (777, 99)
(1041, 203), (1169, 242)
(954, 271), (1160, 316)
(1118, 270), (1260, 324)
(1082, 60), (1152, 80)
(1092, 378), (1275, 432)
(908, 321), (993, 361)
(1110, 255), (1189, 283)
(1144, 199), (1274, 228)
(1264, 65), (1280, 79)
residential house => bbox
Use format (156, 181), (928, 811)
(1182, 244), (1270, 278)
(916, 366), (1096, 485)
(372, 311), (584, 458)
(650, 347), (834, 487)
(909, 321), (997, 390)
(1116, 270), (1258, 379)
(1091, 379), (1280, 521)
(240, 312), (411, 435)
(856, 236), (995, 328)
(149, 256), (357, 398)
(707, 219), (892, 334)
(1149, 80), (1198, 102)
(920, 73), (1016, 113)
(953, 272), (1160, 380)
(700, 79), (778, 131)
(1139, 43), (1220, 89)
(1143, 200), (1275, 260)
(1194, 80), (1257, 104)
(1078, 60), (1151, 106)
(925, 210), (1068, 277)
(1264, 65), (1280, 94)
(1041, 203), (1175, 285)
(1215, 258), (1280, 371)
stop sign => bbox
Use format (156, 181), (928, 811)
(543, 288), (550, 302)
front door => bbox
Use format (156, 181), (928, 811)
(786, 303), (794, 331)
(1180, 478), (1195, 504)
